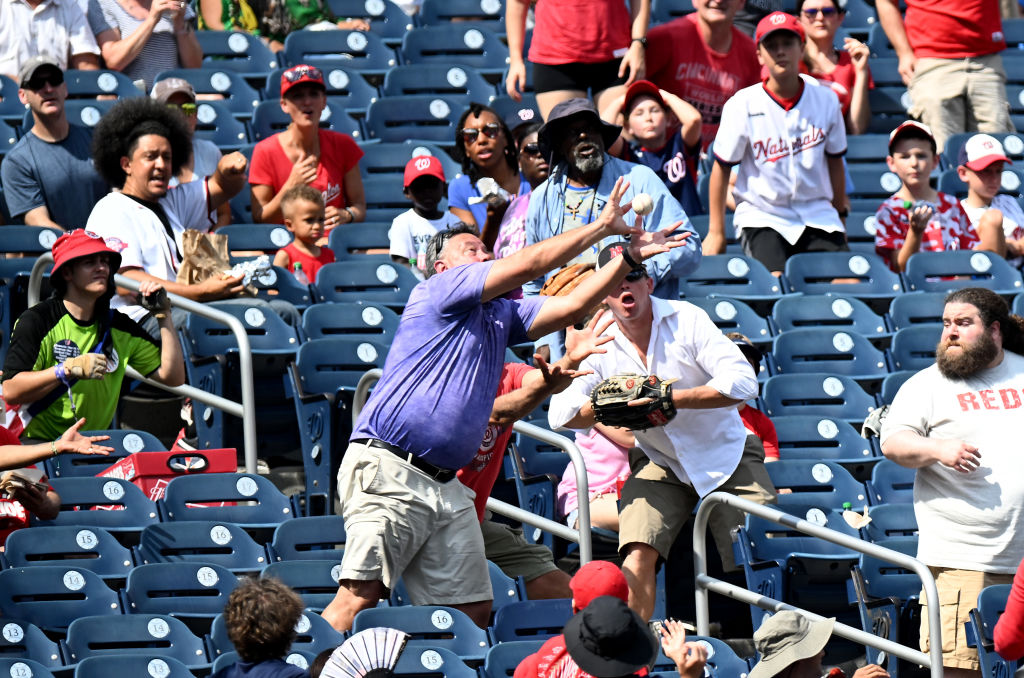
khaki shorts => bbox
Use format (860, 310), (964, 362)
(919, 567), (1014, 671)
(618, 434), (776, 569)
(336, 441), (492, 606)
(481, 518), (559, 583)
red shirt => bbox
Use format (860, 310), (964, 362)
(995, 556), (1024, 660)
(0, 425), (34, 544)
(874, 193), (979, 271)
(810, 52), (874, 116)
(904, 0), (1005, 59)
(278, 243), (335, 283)
(740, 406), (779, 461)
(457, 362), (533, 521)
(513, 635), (591, 678)
(527, 0), (631, 65)
(249, 130), (364, 218)
(647, 14), (760, 150)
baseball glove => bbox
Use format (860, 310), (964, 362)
(540, 263), (595, 296)
(591, 374), (677, 430)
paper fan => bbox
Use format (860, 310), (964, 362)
(321, 627), (410, 678)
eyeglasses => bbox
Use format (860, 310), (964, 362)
(283, 65), (323, 82)
(801, 6), (838, 17)
(520, 143), (542, 156)
(24, 73), (64, 90)
(168, 102), (197, 114)
(460, 122), (501, 144)
(625, 268), (647, 282)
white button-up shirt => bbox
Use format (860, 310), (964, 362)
(548, 297), (759, 496)
(0, 0), (99, 76)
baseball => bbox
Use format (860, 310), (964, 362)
(632, 193), (653, 216)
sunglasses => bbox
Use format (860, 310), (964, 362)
(625, 268), (647, 282)
(460, 122), (501, 144)
(801, 6), (838, 17)
(284, 66), (323, 82)
(168, 102), (197, 114)
(520, 142), (542, 156)
(24, 73), (64, 90)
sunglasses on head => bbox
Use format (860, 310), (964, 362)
(168, 102), (197, 114)
(625, 268), (647, 282)
(460, 122), (501, 144)
(284, 66), (323, 82)
(25, 72), (63, 90)
(520, 142), (542, 156)
(801, 6), (838, 17)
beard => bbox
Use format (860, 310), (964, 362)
(936, 330), (1000, 379)
(568, 142), (605, 177)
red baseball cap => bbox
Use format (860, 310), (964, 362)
(51, 229), (121, 277)
(755, 12), (806, 44)
(281, 64), (326, 98)
(570, 560), (629, 611)
(623, 80), (667, 115)
(403, 155), (446, 188)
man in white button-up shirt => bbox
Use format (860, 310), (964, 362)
(548, 242), (776, 620)
(0, 0), (100, 79)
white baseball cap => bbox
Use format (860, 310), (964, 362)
(959, 134), (1013, 171)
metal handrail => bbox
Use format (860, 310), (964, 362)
(26, 254), (259, 473)
(351, 370), (592, 563)
(693, 493), (943, 678)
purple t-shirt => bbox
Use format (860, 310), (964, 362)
(351, 260), (545, 469)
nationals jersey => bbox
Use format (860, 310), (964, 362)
(714, 76), (847, 244)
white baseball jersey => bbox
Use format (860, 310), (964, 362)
(714, 74), (847, 244)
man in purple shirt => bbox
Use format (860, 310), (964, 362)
(320, 178), (690, 633)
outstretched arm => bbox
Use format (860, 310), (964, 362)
(0, 418), (113, 471)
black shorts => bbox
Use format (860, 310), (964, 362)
(532, 59), (627, 95)
(740, 226), (849, 274)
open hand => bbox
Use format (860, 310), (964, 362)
(628, 221), (692, 262)
(533, 354), (593, 392)
(659, 620), (707, 678)
(595, 178), (641, 239)
(58, 418), (114, 456)
(565, 310), (615, 365)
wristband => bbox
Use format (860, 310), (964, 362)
(55, 362), (69, 386)
(631, 37), (647, 48)
(621, 247), (641, 271)
(51, 440), (58, 457)
(343, 207), (355, 222)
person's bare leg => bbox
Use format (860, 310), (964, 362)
(593, 85), (626, 122)
(537, 89), (587, 121)
(321, 580), (385, 633)
(589, 493), (620, 532)
(524, 569), (572, 600)
(621, 542), (659, 620)
(943, 668), (980, 678)
(976, 209), (1008, 258)
(452, 599), (493, 629)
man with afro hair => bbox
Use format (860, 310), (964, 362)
(86, 97), (248, 334)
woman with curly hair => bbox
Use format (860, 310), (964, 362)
(449, 102), (531, 243)
(212, 577), (306, 678)
(85, 97), (249, 330)
(249, 64), (366, 231)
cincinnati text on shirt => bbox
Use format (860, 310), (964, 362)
(753, 127), (826, 163)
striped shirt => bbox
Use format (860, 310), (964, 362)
(96, 0), (193, 89)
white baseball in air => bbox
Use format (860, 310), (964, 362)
(632, 193), (654, 216)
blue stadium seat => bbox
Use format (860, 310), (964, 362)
(212, 650), (316, 673)
(849, 536), (919, 673)
(251, 97), (363, 141)
(264, 64), (379, 112)
(0, 75), (25, 128)
(364, 95), (464, 144)
(866, 22), (895, 56)
(401, 25), (509, 78)
(879, 369), (916, 405)
(228, 143), (255, 223)
(267, 515), (346, 562)
(772, 415), (876, 463)
(1015, 291), (1024, 316)
(73, 654), (197, 678)
(191, 100), (250, 150)
(765, 460), (870, 509)
(352, 606), (490, 663)
(43, 429), (165, 479)
(325, 0), (413, 46)
(488, 599), (572, 643)
(481, 641), (545, 678)
(63, 69), (142, 99)
(219, 223), (293, 255)
(864, 57), (903, 87)
(121, 563), (239, 630)
(889, 324), (940, 371)
(54, 100), (116, 129)
(207, 609), (343, 659)
(158, 474), (294, 536)
(679, 255), (783, 311)
(903, 250), (1024, 295)
(650, 0), (695, 24)
(134, 521), (268, 573)
(393, 647), (478, 678)
(31, 477), (159, 544)
(784, 252), (904, 311)
(845, 134), (890, 164)
(965, 585), (1018, 678)
(154, 69), (261, 120)
(358, 176), (411, 222)
(250, 266), (316, 311)
(3, 526), (134, 581)
(0, 618), (63, 668)
(845, 211), (881, 245)
(942, 132), (1024, 169)
(863, 504), (918, 542)
(260, 561), (341, 613)
(0, 567), (121, 633)
(683, 296), (773, 346)
(887, 291), (947, 329)
(358, 141), (461, 180)
(770, 328), (890, 389)
(418, 0), (506, 34)
(194, 31), (281, 84)
(866, 88), (912, 134)
(848, 165), (903, 201)
(1, 118), (21, 160)
(283, 30), (397, 78)
(301, 301), (400, 341)
(0, 659), (54, 678)
(63, 614), (208, 668)
(314, 260), (419, 309)
(772, 294), (891, 345)
(762, 374), (878, 425)
(682, 637), (752, 678)
(383, 64), (496, 104)
(938, 164), (1024, 198)
(866, 459), (915, 505)
(289, 337), (390, 513)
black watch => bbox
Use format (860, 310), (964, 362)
(632, 37), (647, 48)
(837, 206), (850, 218)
